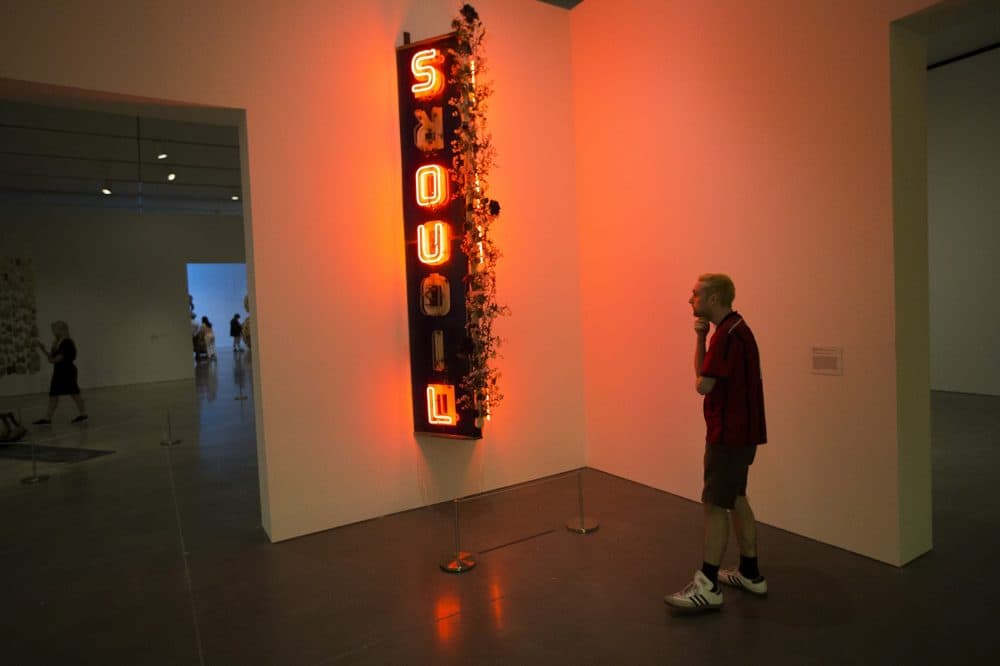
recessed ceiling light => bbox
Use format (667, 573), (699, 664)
(101, 187), (112, 195)
(101, 178), (112, 195)
(167, 173), (176, 181)
(231, 195), (240, 201)
(157, 153), (168, 160)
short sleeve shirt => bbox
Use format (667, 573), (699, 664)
(701, 312), (767, 446)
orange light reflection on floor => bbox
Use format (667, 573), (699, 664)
(415, 164), (448, 208)
(435, 595), (461, 643)
(490, 581), (504, 631)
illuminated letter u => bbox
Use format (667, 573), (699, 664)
(418, 221), (450, 265)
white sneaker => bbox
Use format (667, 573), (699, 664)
(718, 568), (768, 595)
(664, 570), (723, 611)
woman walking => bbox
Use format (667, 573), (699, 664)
(33, 320), (87, 424)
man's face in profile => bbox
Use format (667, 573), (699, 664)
(689, 282), (712, 318)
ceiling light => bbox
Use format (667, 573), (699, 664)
(231, 195), (240, 201)
(157, 153), (168, 160)
(167, 173), (176, 181)
(101, 178), (112, 195)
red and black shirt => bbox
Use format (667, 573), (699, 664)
(701, 312), (767, 446)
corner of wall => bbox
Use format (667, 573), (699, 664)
(890, 22), (933, 565)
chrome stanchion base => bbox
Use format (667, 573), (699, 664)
(440, 552), (477, 573)
(159, 438), (181, 447)
(566, 517), (600, 535)
(21, 474), (50, 485)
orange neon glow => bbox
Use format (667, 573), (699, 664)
(427, 384), (458, 426)
(435, 595), (461, 643)
(490, 581), (504, 630)
(416, 164), (448, 208)
(418, 221), (451, 265)
(411, 49), (445, 98)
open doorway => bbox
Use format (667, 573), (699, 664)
(926, 40), (1000, 395)
(890, 0), (1000, 563)
(0, 81), (259, 513)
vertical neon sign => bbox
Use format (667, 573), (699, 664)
(397, 34), (481, 439)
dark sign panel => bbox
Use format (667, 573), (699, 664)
(397, 34), (481, 439)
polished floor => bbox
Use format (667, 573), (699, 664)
(2, 353), (998, 665)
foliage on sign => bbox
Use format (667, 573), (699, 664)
(449, 4), (510, 422)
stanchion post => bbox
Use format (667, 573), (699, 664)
(159, 410), (181, 447)
(566, 469), (599, 534)
(440, 499), (476, 573)
(21, 439), (50, 485)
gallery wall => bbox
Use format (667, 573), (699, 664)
(1, 205), (244, 397)
(927, 48), (1000, 396)
(0, 0), (587, 540)
(569, 0), (936, 565)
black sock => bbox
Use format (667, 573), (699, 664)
(701, 562), (720, 587)
(739, 555), (761, 580)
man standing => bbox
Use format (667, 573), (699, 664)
(230, 314), (243, 352)
(665, 273), (768, 612)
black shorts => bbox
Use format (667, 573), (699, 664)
(702, 443), (757, 509)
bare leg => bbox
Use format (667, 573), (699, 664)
(703, 503), (729, 566)
(70, 394), (87, 416)
(732, 495), (758, 557)
(46, 396), (59, 419)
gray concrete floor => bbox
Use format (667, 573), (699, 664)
(1, 353), (997, 664)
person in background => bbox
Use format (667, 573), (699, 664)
(33, 320), (88, 425)
(230, 313), (243, 352)
(665, 274), (768, 612)
(200, 316), (217, 360)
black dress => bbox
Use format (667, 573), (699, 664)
(49, 339), (80, 396)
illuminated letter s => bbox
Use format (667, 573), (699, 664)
(411, 49), (445, 99)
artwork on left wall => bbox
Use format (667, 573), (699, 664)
(0, 257), (41, 377)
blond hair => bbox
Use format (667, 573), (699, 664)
(697, 274), (735, 308)
(52, 321), (70, 338)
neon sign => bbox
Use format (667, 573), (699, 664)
(397, 33), (481, 439)
(417, 221), (451, 265)
(426, 384), (458, 425)
(410, 48), (445, 98)
(415, 164), (448, 208)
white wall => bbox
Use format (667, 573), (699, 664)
(1, 205), (244, 397)
(1, 0), (945, 563)
(927, 48), (1000, 396)
(570, 0), (935, 565)
(0, 0), (587, 541)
